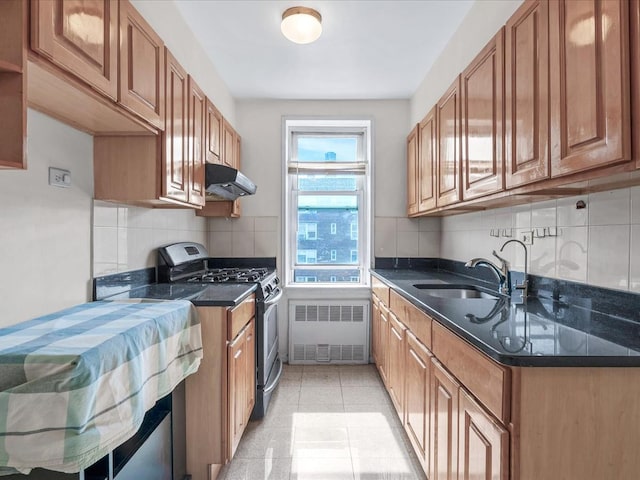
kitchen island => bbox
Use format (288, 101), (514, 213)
(371, 266), (640, 480)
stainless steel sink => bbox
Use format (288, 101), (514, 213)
(412, 284), (500, 300)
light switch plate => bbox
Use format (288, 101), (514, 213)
(49, 167), (71, 188)
(522, 231), (534, 245)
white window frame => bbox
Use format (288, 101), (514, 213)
(330, 223), (337, 235)
(297, 249), (317, 264)
(350, 223), (358, 240)
(330, 250), (337, 261)
(283, 118), (372, 287)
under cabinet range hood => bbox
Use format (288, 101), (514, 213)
(205, 163), (257, 201)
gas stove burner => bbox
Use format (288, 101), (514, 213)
(184, 267), (273, 284)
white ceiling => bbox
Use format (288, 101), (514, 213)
(174, 0), (475, 100)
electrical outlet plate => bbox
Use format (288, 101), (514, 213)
(522, 231), (534, 245)
(49, 167), (71, 188)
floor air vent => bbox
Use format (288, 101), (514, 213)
(289, 301), (369, 364)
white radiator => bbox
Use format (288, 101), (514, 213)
(288, 300), (370, 364)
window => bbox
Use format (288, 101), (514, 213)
(297, 249), (317, 264)
(284, 119), (371, 285)
(350, 223), (358, 240)
(299, 223), (317, 240)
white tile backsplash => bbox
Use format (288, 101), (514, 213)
(93, 201), (208, 276)
(556, 226), (588, 283)
(436, 187), (639, 293)
(397, 231), (419, 256)
(588, 189), (630, 226)
(531, 200), (557, 228)
(630, 225), (640, 293)
(631, 186), (640, 225)
(209, 231), (233, 256)
(587, 225), (630, 290)
(557, 196), (588, 227)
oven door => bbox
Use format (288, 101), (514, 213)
(258, 293), (281, 387)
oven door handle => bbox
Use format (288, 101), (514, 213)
(263, 357), (283, 394)
(264, 288), (284, 306)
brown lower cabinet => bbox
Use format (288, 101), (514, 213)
(185, 297), (256, 480)
(373, 276), (640, 480)
(458, 388), (509, 480)
(404, 331), (431, 473)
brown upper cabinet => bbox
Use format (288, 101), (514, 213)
(461, 28), (505, 200)
(505, 0), (550, 189)
(222, 119), (238, 169)
(205, 98), (223, 164)
(436, 77), (462, 207)
(94, 49), (204, 209)
(418, 107), (437, 212)
(188, 76), (206, 207)
(549, 0), (632, 178)
(164, 49), (190, 204)
(119, 0), (165, 130)
(0, 0), (27, 169)
(407, 124), (419, 215)
(31, 0), (118, 100)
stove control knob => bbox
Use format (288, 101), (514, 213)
(265, 285), (273, 294)
(274, 277), (280, 285)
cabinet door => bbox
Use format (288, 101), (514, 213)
(430, 359), (459, 480)
(505, 0), (550, 189)
(163, 49), (189, 204)
(205, 98), (222, 164)
(436, 77), (462, 207)
(377, 303), (390, 386)
(405, 331), (431, 472)
(458, 389), (509, 480)
(31, 0), (118, 100)
(244, 318), (256, 423)
(371, 296), (380, 365)
(407, 124), (419, 216)
(187, 76), (205, 207)
(0, 0), (27, 169)
(119, 0), (165, 129)
(222, 119), (236, 169)
(228, 325), (247, 458)
(461, 29), (505, 200)
(418, 106), (437, 212)
(549, 0), (631, 178)
(387, 312), (406, 419)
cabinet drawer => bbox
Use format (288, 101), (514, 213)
(371, 276), (390, 306)
(432, 322), (510, 423)
(389, 290), (432, 349)
(228, 294), (255, 341)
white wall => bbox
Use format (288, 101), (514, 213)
(131, 0), (236, 123)
(410, 0), (523, 125)
(206, 100), (439, 264)
(0, 110), (93, 327)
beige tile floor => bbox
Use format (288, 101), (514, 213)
(217, 363), (426, 480)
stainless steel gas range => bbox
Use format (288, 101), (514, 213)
(157, 242), (283, 420)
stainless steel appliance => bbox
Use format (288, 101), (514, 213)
(157, 242), (283, 419)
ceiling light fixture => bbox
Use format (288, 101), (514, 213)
(281, 6), (322, 44)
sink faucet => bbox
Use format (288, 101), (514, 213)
(464, 256), (510, 295)
(499, 239), (529, 301)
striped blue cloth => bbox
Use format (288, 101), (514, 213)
(0, 300), (202, 475)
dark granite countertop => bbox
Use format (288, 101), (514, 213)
(105, 283), (257, 307)
(371, 268), (640, 367)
